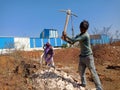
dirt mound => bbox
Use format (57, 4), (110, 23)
(93, 42), (120, 65)
(54, 48), (79, 65)
(111, 41), (120, 46)
(0, 41), (120, 90)
(0, 51), (41, 90)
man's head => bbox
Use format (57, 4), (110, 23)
(79, 20), (89, 33)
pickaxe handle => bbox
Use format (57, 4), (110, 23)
(62, 12), (70, 40)
(63, 14), (70, 33)
(60, 9), (77, 40)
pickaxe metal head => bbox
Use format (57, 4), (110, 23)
(59, 9), (78, 17)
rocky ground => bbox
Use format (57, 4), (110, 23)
(31, 68), (81, 90)
(0, 41), (120, 90)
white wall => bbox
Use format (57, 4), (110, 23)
(14, 37), (30, 50)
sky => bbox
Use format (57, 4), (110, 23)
(0, 0), (120, 38)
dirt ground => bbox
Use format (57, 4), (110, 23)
(0, 41), (120, 90)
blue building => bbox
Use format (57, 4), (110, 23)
(40, 29), (58, 38)
(0, 29), (110, 52)
(90, 34), (110, 45)
(39, 28), (66, 47)
(0, 29), (67, 51)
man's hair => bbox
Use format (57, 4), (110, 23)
(80, 20), (89, 30)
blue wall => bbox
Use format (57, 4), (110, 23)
(43, 38), (49, 45)
(30, 38), (34, 48)
(0, 37), (14, 49)
(30, 38), (43, 48)
(35, 38), (42, 47)
(50, 38), (55, 46)
(90, 34), (110, 45)
(29, 37), (67, 48)
(0, 34), (110, 49)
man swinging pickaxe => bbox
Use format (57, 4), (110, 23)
(60, 9), (77, 40)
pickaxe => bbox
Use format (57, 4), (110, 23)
(60, 9), (77, 40)
(60, 9), (77, 33)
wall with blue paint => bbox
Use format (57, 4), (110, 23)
(40, 29), (58, 38)
(0, 28), (110, 50)
(101, 34), (110, 44)
(0, 37), (14, 49)
(30, 37), (67, 48)
(90, 34), (110, 45)
(35, 38), (42, 48)
(0, 34), (110, 50)
(50, 38), (55, 46)
(30, 38), (35, 48)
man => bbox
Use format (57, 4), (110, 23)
(62, 20), (103, 90)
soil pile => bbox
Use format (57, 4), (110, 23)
(0, 41), (120, 90)
(93, 42), (120, 65)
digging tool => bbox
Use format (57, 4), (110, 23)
(60, 9), (77, 40)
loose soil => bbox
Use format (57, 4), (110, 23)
(0, 41), (120, 90)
